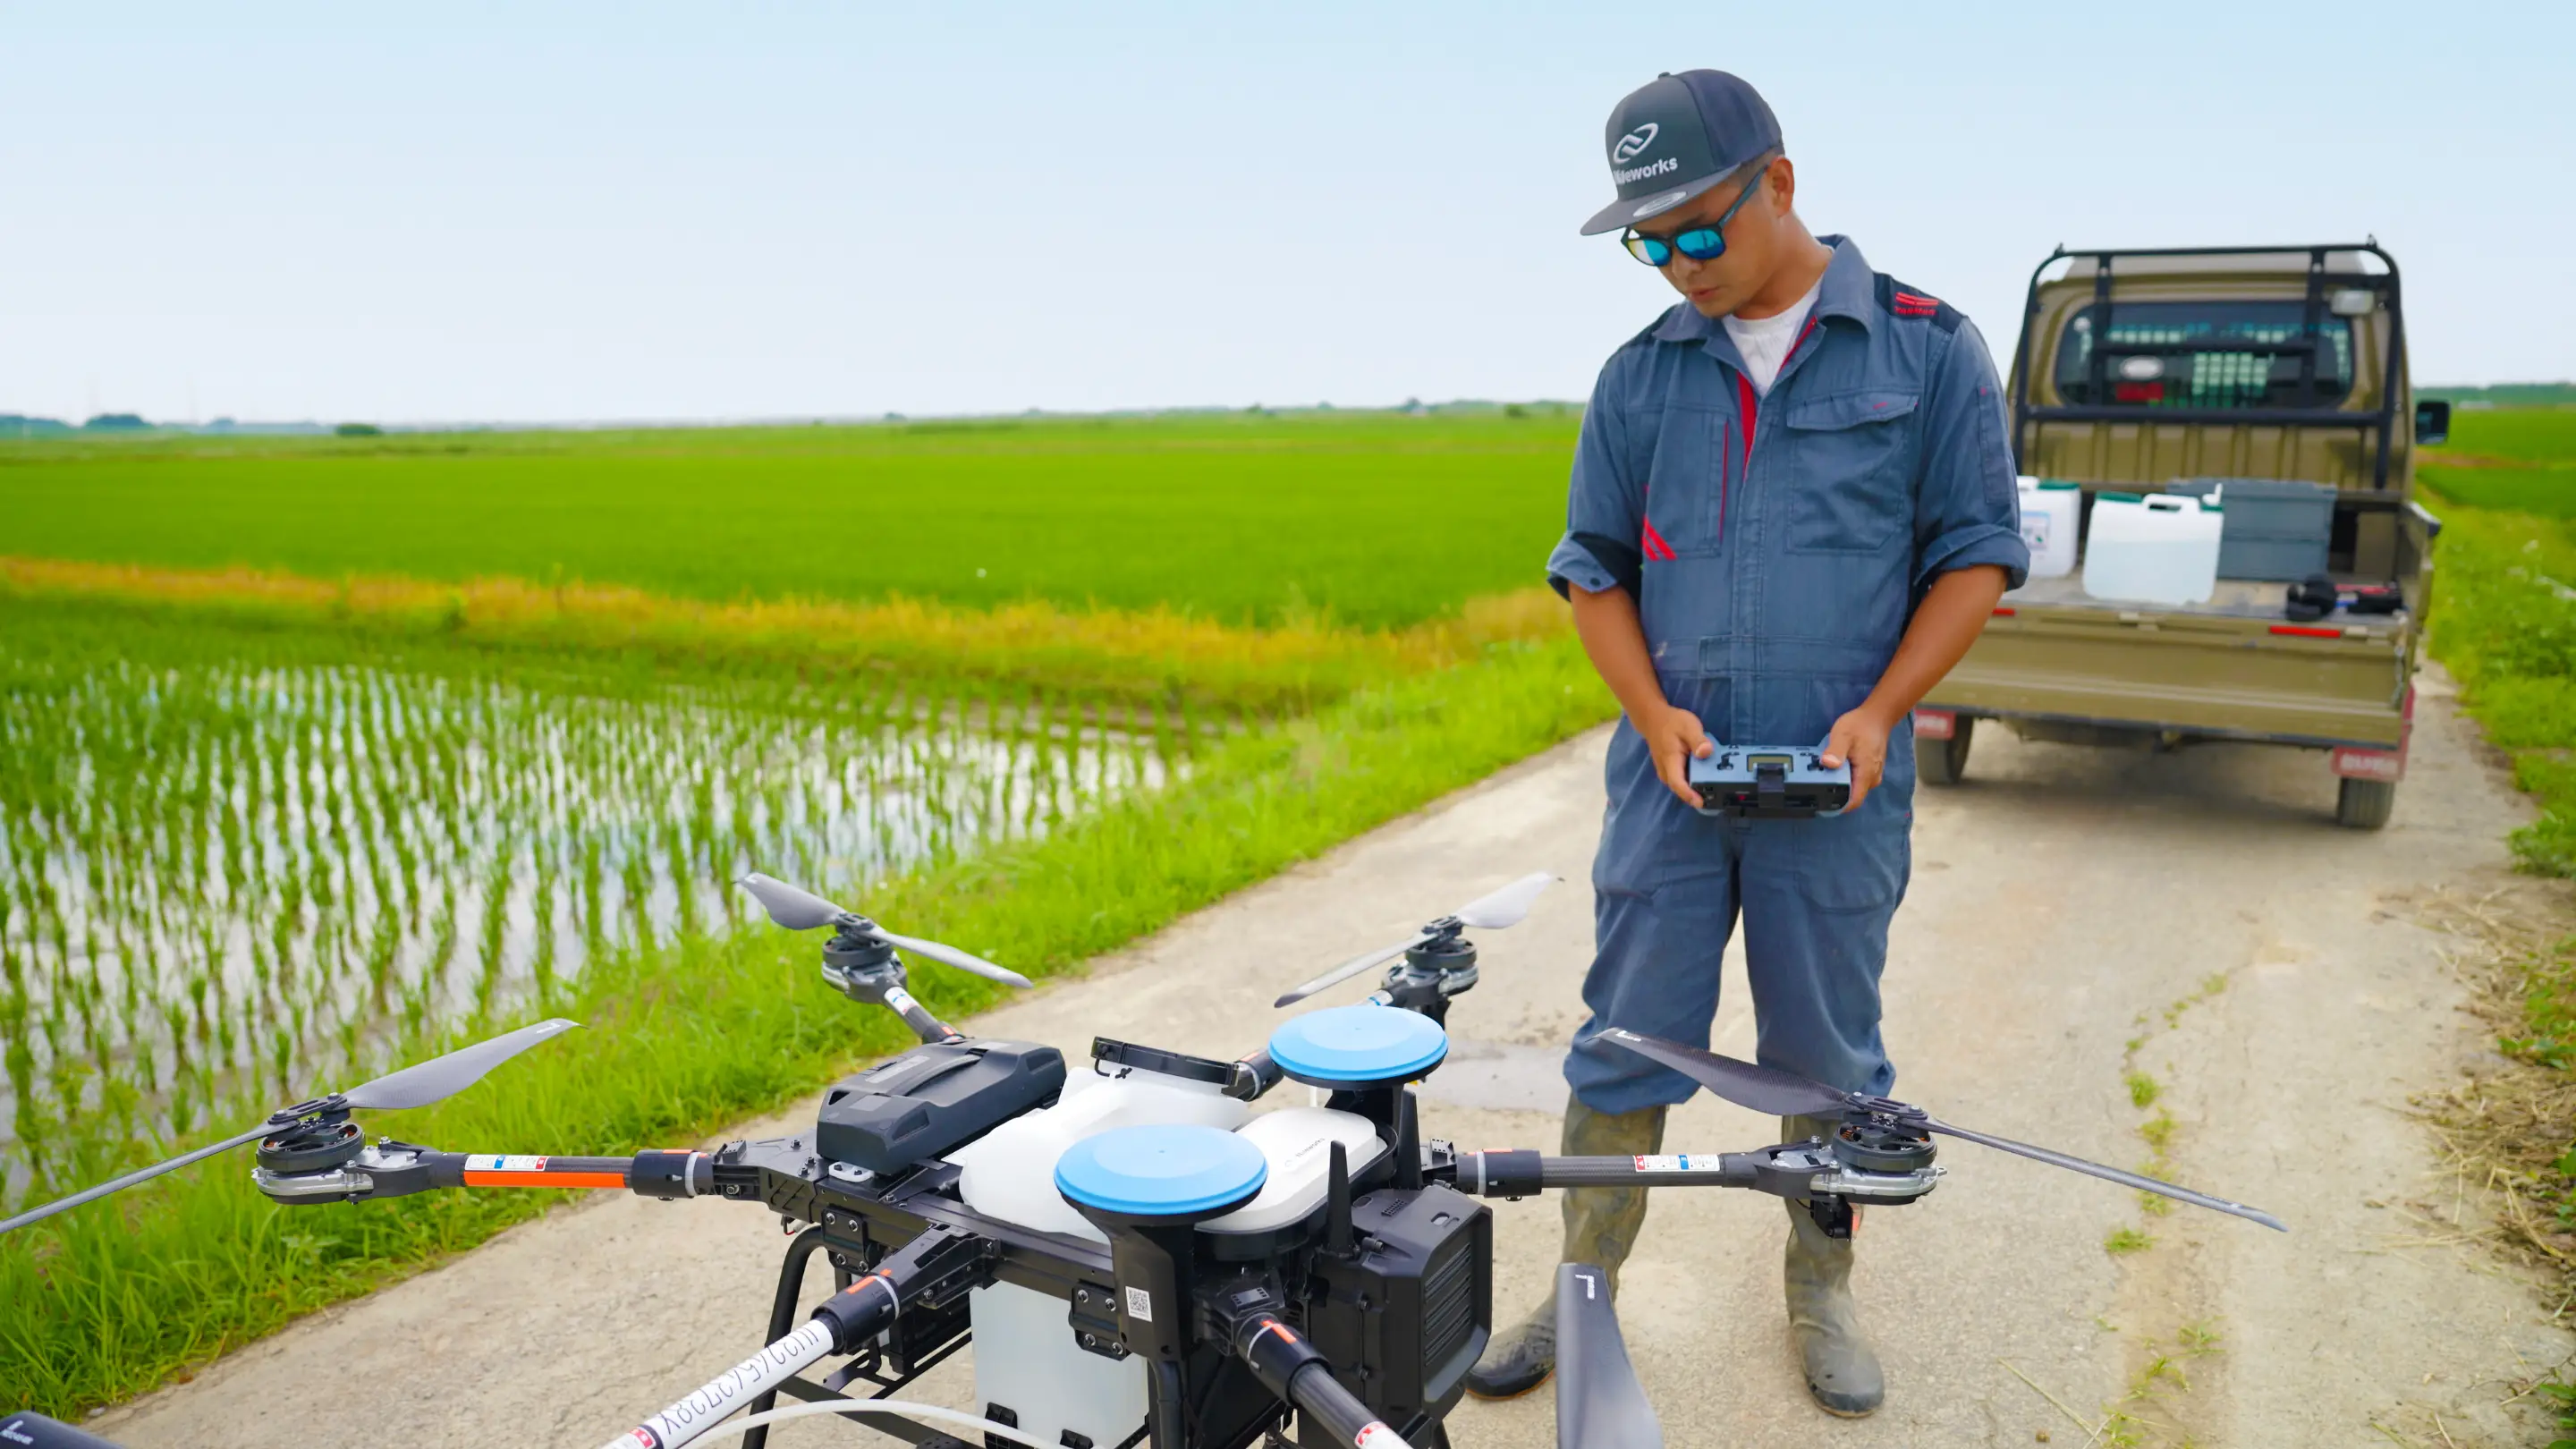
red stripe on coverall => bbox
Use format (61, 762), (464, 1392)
(1640, 516), (1676, 562)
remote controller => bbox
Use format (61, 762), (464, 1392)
(1685, 743), (1852, 818)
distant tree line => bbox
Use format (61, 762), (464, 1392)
(0, 413), (154, 435)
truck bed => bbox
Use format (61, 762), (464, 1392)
(2001, 573), (2404, 623)
(1930, 573), (2414, 748)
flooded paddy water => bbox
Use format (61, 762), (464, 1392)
(0, 621), (1188, 1212)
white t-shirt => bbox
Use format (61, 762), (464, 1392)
(1723, 278), (1823, 396)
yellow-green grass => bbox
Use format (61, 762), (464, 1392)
(0, 631), (1615, 1417)
(0, 555), (1565, 716)
(0, 411), (1582, 630)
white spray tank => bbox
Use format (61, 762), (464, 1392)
(2016, 477), (2080, 580)
(949, 1063), (1249, 1449)
(2082, 490), (2223, 606)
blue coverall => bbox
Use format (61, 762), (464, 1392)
(1549, 236), (2030, 1115)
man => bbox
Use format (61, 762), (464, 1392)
(1463, 70), (2028, 1416)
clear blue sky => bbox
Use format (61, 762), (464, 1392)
(3, 3), (2566, 425)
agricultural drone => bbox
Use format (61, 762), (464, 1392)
(3, 869), (2284, 1449)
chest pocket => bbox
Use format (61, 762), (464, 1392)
(1783, 390), (1919, 554)
(1642, 403), (1731, 555)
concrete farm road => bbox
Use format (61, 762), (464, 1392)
(95, 668), (2570, 1447)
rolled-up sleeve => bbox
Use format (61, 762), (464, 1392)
(1912, 318), (2029, 591)
(1547, 358), (1648, 600)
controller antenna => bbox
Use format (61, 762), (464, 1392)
(1324, 1140), (1354, 1256)
(1393, 1091), (1423, 1191)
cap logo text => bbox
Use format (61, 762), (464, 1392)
(1613, 156), (1680, 187)
(1610, 123), (1659, 163)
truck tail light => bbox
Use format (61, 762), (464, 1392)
(2331, 685), (2415, 783)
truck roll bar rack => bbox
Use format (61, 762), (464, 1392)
(2009, 241), (2410, 494)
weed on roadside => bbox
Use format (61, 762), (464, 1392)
(2415, 889), (2576, 1282)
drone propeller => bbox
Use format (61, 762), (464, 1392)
(1598, 1030), (2288, 1233)
(1272, 871), (1554, 1009)
(1555, 1263), (1662, 1448)
(0, 1017), (579, 1236)
(738, 872), (1031, 989)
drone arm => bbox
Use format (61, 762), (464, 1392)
(1229, 1314), (1414, 1449)
(1224, 1047), (1285, 1102)
(1448, 1148), (1758, 1199)
(602, 1223), (991, 1449)
(880, 984), (958, 1045)
(254, 1146), (720, 1207)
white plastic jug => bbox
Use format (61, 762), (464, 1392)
(2082, 492), (2222, 606)
(2016, 478), (2080, 580)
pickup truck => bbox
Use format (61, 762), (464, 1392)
(1916, 242), (2450, 829)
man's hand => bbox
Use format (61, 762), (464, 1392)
(1820, 706), (1895, 814)
(1640, 702), (1715, 808)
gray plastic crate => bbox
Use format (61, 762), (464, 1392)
(2167, 478), (2335, 580)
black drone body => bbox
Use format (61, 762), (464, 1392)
(2, 869), (2284, 1449)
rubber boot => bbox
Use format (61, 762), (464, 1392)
(1463, 1097), (1667, 1400)
(1782, 1114), (1885, 1417)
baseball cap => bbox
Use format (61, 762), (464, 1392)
(1580, 70), (1783, 236)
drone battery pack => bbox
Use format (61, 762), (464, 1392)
(817, 1038), (1066, 1174)
(1685, 744), (1852, 818)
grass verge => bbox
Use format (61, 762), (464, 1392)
(0, 632), (1614, 1417)
(2402, 407), (2576, 1424)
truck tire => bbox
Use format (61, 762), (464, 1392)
(1919, 716), (1975, 786)
(2335, 777), (2396, 830)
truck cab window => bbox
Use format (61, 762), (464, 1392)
(2055, 301), (2356, 408)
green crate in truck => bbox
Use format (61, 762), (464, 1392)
(2168, 477), (2336, 580)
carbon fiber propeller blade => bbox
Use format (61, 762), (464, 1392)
(343, 1018), (580, 1112)
(1273, 935), (1431, 1009)
(1597, 1029), (1852, 1118)
(1555, 1263), (1663, 1448)
(738, 872), (848, 931)
(0, 1123), (270, 1235)
(1601, 1030), (2287, 1231)
(1274, 871), (1556, 1008)
(1454, 871), (1554, 930)
(1922, 1116), (2288, 1232)
(875, 928), (1033, 989)
(0, 1018), (577, 1236)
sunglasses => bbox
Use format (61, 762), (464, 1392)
(1621, 165), (1767, 267)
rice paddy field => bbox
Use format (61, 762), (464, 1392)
(0, 411), (1580, 627)
(0, 410), (1612, 1414)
